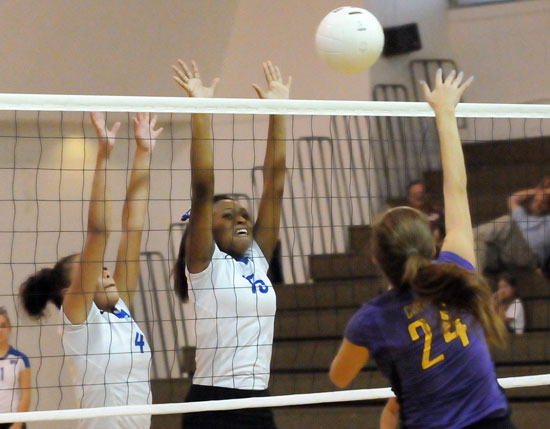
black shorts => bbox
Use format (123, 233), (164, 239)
(463, 413), (516, 429)
(182, 384), (277, 429)
(0, 424), (26, 429)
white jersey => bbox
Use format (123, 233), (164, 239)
(0, 346), (30, 413)
(187, 241), (276, 390)
(505, 298), (525, 334)
(60, 299), (152, 429)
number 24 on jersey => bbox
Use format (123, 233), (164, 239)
(408, 311), (470, 370)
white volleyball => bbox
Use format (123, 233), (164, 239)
(315, 6), (385, 74)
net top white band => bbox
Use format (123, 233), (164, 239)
(1, 374), (549, 423)
(0, 94), (550, 118)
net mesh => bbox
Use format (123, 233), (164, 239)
(1, 97), (549, 428)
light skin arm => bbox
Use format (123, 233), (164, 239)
(252, 61), (292, 262)
(421, 69), (475, 267)
(380, 398), (400, 429)
(329, 338), (369, 388)
(9, 367), (31, 429)
(63, 112), (117, 324)
(509, 188), (536, 211)
(508, 182), (550, 211)
(113, 113), (162, 307)
(492, 292), (508, 321)
(172, 60), (220, 273)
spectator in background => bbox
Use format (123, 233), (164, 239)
(0, 307), (30, 429)
(406, 180), (445, 250)
(492, 273), (525, 334)
(509, 175), (550, 277)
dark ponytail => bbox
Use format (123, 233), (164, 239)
(173, 228), (189, 302)
(19, 254), (76, 318)
(374, 207), (507, 348)
(173, 194), (234, 302)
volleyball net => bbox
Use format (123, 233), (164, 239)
(1, 95), (550, 427)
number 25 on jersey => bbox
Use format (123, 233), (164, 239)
(408, 311), (469, 370)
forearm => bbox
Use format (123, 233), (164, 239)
(436, 109), (467, 195)
(88, 150), (112, 236)
(16, 392), (30, 413)
(191, 113), (214, 199)
(262, 114), (286, 197)
(380, 400), (399, 429)
(122, 146), (153, 232)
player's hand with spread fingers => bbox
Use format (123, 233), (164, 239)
(132, 112), (163, 152)
(172, 59), (220, 98)
(90, 111), (120, 155)
(252, 61), (292, 100)
(420, 68), (473, 114)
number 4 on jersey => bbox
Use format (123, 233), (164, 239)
(408, 310), (469, 370)
(441, 310), (469, 347)
(135, 333), (145, 353)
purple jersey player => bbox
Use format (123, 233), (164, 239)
(330, 70), (514, 429)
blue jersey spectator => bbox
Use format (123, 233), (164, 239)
(509, 177), (550, 275)
(0, 307), (30, 429)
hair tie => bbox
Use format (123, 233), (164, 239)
(407, 248), (419, 256)
(181, 209), (191, 221)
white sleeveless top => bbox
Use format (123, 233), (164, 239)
(60, 299), (152, 428)
(0, 346), (30, 413)
(186, 241), (276, 390)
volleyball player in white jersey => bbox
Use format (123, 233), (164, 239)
(172, 60), (290, 428)
(20, 112), (162, 428)
(0, 307), (30, 429)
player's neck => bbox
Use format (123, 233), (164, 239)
(0, 341), (9, 357)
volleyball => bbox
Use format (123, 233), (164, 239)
(315, 6), (385, 74)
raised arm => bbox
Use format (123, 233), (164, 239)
(63, 112), (117, 324)
(252, 61), (291, 262)
(421, 69), (475, 266)
(172, 60), (220, 273)
(509, 176), (550, 211)
(509, 187), (536, 211)
(113, 113), (162, 307)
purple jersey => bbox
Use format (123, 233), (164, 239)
(345, 251), (508, 429)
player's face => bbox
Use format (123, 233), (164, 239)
(407, 184), (426, 210)
(497, 278), (514, 301)
(64, 256), (119, 310)
(0, 315), (11, 345)
(94, 268), (120, 311)
(213, 199), (253, 258)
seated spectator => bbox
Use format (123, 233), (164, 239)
(473, 214), (538, 275)
(509, 175), (550, 276)
(492, 273), (525, 334)
(406, 180), (445, 248)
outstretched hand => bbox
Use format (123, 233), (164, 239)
(90, 112), (120, 155)
(172, 59), (220, 98)
(421, 69), (473, 114)
(252, 61), (292, 100)
(133, 112), (163, 152)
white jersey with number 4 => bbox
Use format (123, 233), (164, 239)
(0, 346), (30, 413)
(60, 299), (152, 429)
(187, 240), (276, 390)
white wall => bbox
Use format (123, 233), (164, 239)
(364, 0), (550, 103)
